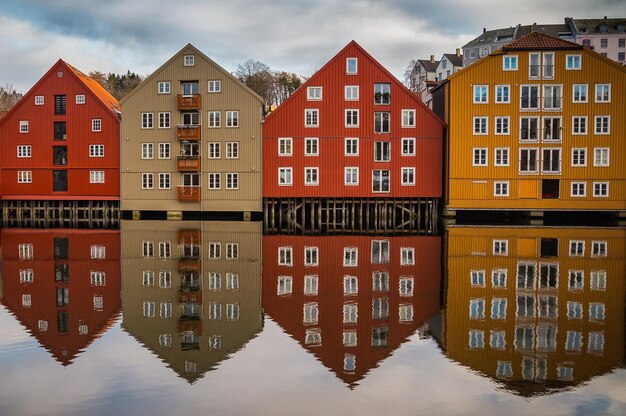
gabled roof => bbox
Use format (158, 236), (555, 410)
(65, 63), (120, 113)
(463, 24), (574, 49)
(504, 31), (582, 51)
(417, 59), (439, 72)
(442, 53), (463, 67)
(571, 17), (626, 34)
(120, 43), (263, 105)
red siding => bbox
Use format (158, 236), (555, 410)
(263, 41), (444, 198)
(0, 60), (120, 200)
(262, 234), (441, 386)
(0, 229), (121, 365)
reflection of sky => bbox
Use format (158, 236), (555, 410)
(0, 306), (624, 416)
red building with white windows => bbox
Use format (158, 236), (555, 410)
(262, 41), (444, 200)
(0, 60), (120, 209)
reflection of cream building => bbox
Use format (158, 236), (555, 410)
(121, 221), (262, 383)
(440, 227), (625, 396)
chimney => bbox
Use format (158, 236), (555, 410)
(430, 54), (435, 62)
(483, 28), (486, 34)
(532, 22), (537, 32)
(456, 48), (461, 56)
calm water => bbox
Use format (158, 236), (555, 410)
(0, 221), (624, 416)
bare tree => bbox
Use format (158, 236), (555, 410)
(403, 59), (418, 93)
(0, 84), (23, 112)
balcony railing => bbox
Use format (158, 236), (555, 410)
(179, 258), (201, 272)
(177, 155), (201, 172)
(177, 185), (200, 202)
(177, 94), (201, 110)
(179, 321), (202, 336)
(176, 125), (201, 141)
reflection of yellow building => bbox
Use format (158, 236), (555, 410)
(121, 221), (262, 383)
(441, 227), (625, 396)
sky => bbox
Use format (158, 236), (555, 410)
(0, 0), (624, 92)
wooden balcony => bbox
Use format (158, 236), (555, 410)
(178, 320), (202, 335)
(177, 156), (200, 172)
(179, 258), (201, 272)
(178, 230), (201, 245)
(177, 94), (201, 110)
(179, 290), (202, 304)
(176, 125), (201, 141)
(177, 186), (200, 202)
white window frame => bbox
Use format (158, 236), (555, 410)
(305, 109), (319, 127)
(226, 142), (239, 159)
(141, 173), (154, 190)
(494, 147), (509, 166)
(495, 116), (510, 135)
(19, 120), (28, 133)
(35, 95), (44, 105)
(593, 147), (610, 167)
(571, 148), (587, 167)
(208, 80), (221, 93)
(594, 115), (610, 135)
(345, 138), (359, 156)
(207, 111), (221, 128)
(158, 173), (170, 189)
(494, 181), (509, 196)
(572, 84), (588, 103)
(278, 167), (292, 186)
(493, 239), (508, 256)
(541, 147), (561, 174)
(90, 170), (105, 184)
(304, 137), (318, 156)
(473, 85), (488, 103)
(401, 167), (415, 186)
(593, 182), (609, 197)
(566, 54), (581, 70)
(208, 173), (221, 189)
(473, 148), (488, 166)
(17, 171), (32, 183)
(343, 247), (358, 267)
(157, 81), (171, 94)
(344, 167), (359, 186)
(595, 83), (611, 103)
(571, 182), (586, 197)
(158, 112), (171, 129)
(401, 137), (415, 156)
(307, 86), (322, 100)
(89, 144), (104, 158)
(345, 85), (359, 100)
(183, 55), (195, 66)
(226, 111), (239, 128)
(346, 57), (358, 74)
(226, 173), (238, 190)
(503, 55), (518, 71)
(17, 145), (31, 158)
(304, 167), (319, 186)
(141, 113), (154, 129)
(473, 116), (488, 135)
(401, 109), (416, 127)
(141, 143), (154, 159)
(495, 85), (510, 103)
(572, 116), (587, 135)
(158, 142), (170, 159)
(208, 142), (221, 159)
(278, 137), (292, 156)
(519, 148), (539, 174)
(91, 119), (101, 132)
(278, 246), (293, 266)
(345, 109), (359, 127)
(304, 246), (319, 266)
(520, 85), (539, 110)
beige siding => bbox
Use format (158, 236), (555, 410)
(121, 44), (263, 212)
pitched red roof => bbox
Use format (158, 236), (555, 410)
(65, 62), (120, 113)
(503, 31), (582, 51)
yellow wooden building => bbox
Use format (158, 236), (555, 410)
(440, 226), (625, 395)
(433, 32), (626, 214)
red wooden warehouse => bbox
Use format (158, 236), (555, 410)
(262, 41), (444, 232)
(0, 60), (120, 222)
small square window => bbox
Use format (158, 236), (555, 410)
(346, 58), (358, 74)
(566, 55), (581, 70)
(91, 119), (101, 132)
(35, 96), (44, 105)
(473, 85), (488, 103)
(208, 80), (221, 93)
(184, 55), (195, 66)
(76, 94), (85, 104)
(494, 181), (509, 196)
(503, 55), (518, 70)
(158, 82), (170, 94)
(307, 87), (322, 100)
(345, 85), (359, 100)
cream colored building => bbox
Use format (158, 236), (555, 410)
(120, 44), (263, 214)
(121, 220), (262, 382)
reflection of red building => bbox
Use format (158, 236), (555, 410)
(263, 235), (441, 387)
(0, 229), (121, 365)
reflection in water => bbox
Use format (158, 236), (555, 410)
(262, 235), (441, 388)
(120, 221), (263, 383)
(0, 229), (121, 365)
(439, 227), (626, 396)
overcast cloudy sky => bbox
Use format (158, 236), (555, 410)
(0, 0), (623, 92)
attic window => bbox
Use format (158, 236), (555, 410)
(346, 58), (358, 74)
(57, 71), (63, 78)
(580, 28), (588, 34)
(599, 25), (608, 33)
(618, 25), (625, 33)
(184, 55), (195, 67)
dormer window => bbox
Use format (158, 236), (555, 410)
(184, 55), (195, 66)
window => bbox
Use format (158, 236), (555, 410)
(226, 111), (239, 127)
(543, 52), (555, 78)
(343, 247), (358, 266)
(569, 270), (584, 290)
(142, 241), (154, 257)
(184, 55), (195, 66)
(343, 303), (358, 323)
(345, 85), (359, 100)
(520, 85), (539, 109)
(208, 142), (221, 159)
(491, 298), (507, 319)
(542, 148), (561, 173)
(344, 276), (358, 295)
(595, 84), (611, 102)
(473, 85), (488, 103)
(593, 182), (609, 197)
(529, 52), (541, 78)
(278, 137), (292, 156)
(226, 243), (239, 259)
(494, 181), (509, 196)
(90, 171), (105, 183)
(588, 332), (605, 354)
(208, 111), (221, 127)
(473, 148), (487, 166)
(89, 144), (104, 158)
(600, 38), (608, 48)
(158, 271), (171, 288)
(17, 145), (31, 158)
(469, 330), (485, 349)
(374, 83), (390, 104)
(401, 138), (415, 156)
(344, 167), (359, 185)
(543, 117), (561, 141)
(492, 269), (507, 287)
(278, 246), (293, 266)
(372, 170), (390, 192)
(573, 84), (588, 102)
(304, 302), (319, 324)
(208, 242), (221, 259)
(345, 138), (358, 155)
(591, 271), (607, 290)
(158, 241), (171, 258)
(401, 167), (415, 185)
(226, 142), (239, 159)
(303, 137), (319, 156)
(372, 298), (389, 320)
(571, 182), (586, 197)
(345, 109), (359, 127)
(493, 239), (508, 255)
(304, 167), (318, 186)
(566, 54), (581, 70)
(17, 171), (32, 183)
(473, 117), (487, 135)
(305, 109), (319, 127)
(304, 275), (318, 295)
(594, 148), (609, 166)
(158, 81), (170, 94)
(374, 141), (390, 162)
(620, 38), (626, 48)
(494, 148), (509, 166)
(143, 301), (155, 317)
(543, 85), (562, 110)
(594, 116), (610, 134)
(35, 96), (44, 105)
(141, 173), (154, 189)
(520, 117), (539, 141)
(373, 272), (389, 292)
(226, 273), (239, 290)
(519, 148), (538, 173)
(401, 110), (415, 127)
(141, 143), (153, 159)
(158, 143), (170, 159)
(495, 117), (509, 135)
(495, 85), (510, 103)
(278, 167), (292, 185)
(343, 330), (357, 347)
(54, 95), (66, 115)
(307, 87), (322, 100)
(589, 303), (605, 321)
(208, 80), (221, 93)
(158, 173), (170, 189)
(399, 277), (414, 296)
(208, 173), (221, 189)
(569, 240), (584, 256)
(226, 173), (238, 189)
(346, 58), (357, 74)
(18, 243), (33, 260)
(141, 113), (153, 129)
(400, 247), (415, 265)
(374, 112), (390, 133)
(158, 112), (170, 128)
(371, 240), (389, 264)
(303, 246), (318, 266)
(91, 119), (102, 132)
(503, 55), (518, 70)
(592, 241), (607, 257)
(572, 116), (587, 134)
(517, 262), (537, 288)
(469, 298), (485, 319)
(565, 331), (583, 352)
(470, 270), (485, 287)
(19, 120), (28, 133)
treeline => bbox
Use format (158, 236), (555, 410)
(0, 84), (23, 112)
(88, 71), (145, 101)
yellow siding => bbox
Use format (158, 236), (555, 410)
(446, 48), (626, 211)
